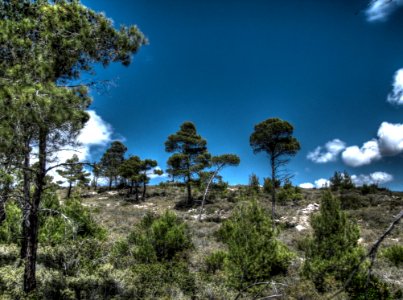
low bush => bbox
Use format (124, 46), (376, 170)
(382, 244), (403, 267)
(205, 250), (227, 274)
(217, 200), (293, 290)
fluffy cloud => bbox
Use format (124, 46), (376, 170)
(366, 0), (403, 22)
(307, 139), (346, 163)
(299, 179), (330, 189)
(50, 110), (113, 183)
(341, 140), (381, 167)
(387, 69), (403, 105)
(299, 182), (315, 189)
(351, 171), (393, 186)
(377, 122), (403, 156)
(54, 110), (112, 163)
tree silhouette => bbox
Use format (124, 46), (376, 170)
(250, 118), (300, 221)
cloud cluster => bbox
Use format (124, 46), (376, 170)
(351, 171), (393, 186)
(300, 171), (393, 189)
(299, 178), (330, 189)
(341, 139), (381, 167)
(307, 139), (346, 163)
(366, 0), (403, 22)
(309, 121), (403, 168)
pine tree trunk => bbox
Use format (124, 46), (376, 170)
(271, 157), (276, 226)
(108, 177), (112, 190)
(20, 138), (31, 260)
(135, 183), (139, 201)
(23, 128), (47, 293)
(142, 181), (146, 201)
(67, 182), (72, 198)
(186, 178), (192, 206)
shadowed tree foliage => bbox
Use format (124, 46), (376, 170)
(250, 118), (300, 221)
(56, 154), (90, 199)
(0, 0), (146, 293)
(119, 156), (143, 201)
(165, 122), (210, 205)
(101, 141), (128, 189)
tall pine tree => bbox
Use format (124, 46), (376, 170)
(165, 122), (210, 205)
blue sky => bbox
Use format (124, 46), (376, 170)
(73, 0), (403, 189)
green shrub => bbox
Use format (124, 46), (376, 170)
(217, 200), (293, 290)
(135, 211), (192, 262)
(303, 191), (363, 292)
(39, 197), (106, 245)
(382, 244), (403, 267)
(0, 201), (22, 244)
(303, 191), (391, 298)
(205, 250), (227, 274)
(339, 192), (369, 210)
(277, 186), (303, 205)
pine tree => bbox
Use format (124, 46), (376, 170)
(101, 141), (128, 189)
(303, 191), (363, 292)
(56, 155), (90, 198)
(217, 200), (293, 290)
(250, 118), (300, 221)
(165, 122), (210, 205)
(0, 1), (145, 292)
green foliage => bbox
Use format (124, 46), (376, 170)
(303, 191), (362, 291)
(330, 171), (355, 191)
(277, 183), (303, 205)
(125, 261), (197, 298)
(101, 141), (128, 188)
(165, 122), (211, 204)
(56, 154), (91, 198)
(39, 194), (106, 245)
(205, 250), (227, 274)
(124, 211), (193, 263)
(361, 184), (380, 195)
(339, 192), (369, 210)
(382, 244), (403, 267)
(248, 173), (260, 194)
(0, 201), (22, 244)
(217, 200), (293, 290)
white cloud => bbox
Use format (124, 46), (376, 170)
(377, 122), (403, 156)
(387, 69), (403, 105)
(341, 140), (381, 167)
(55, 110), (113, 164)
(351, 171), (393, 186)
(315, 178), (330, 188)
(77, 110), (112, 146)
(49, 110), (114, 183)
(299, 182), (315, 189)
(366, 0), (403, 22)
(307, 139), (346, 163)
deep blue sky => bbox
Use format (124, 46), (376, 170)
(81, 0), (403, 189)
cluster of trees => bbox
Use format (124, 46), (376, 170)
(0, 0), (146, 293)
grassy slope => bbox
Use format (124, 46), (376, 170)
(81, 185), (403, 291)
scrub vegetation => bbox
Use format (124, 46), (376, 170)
(0, 1), (402, 299)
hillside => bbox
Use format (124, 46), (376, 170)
(0, 184), (402, 299)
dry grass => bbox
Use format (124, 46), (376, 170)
(78, 185), (403, 293)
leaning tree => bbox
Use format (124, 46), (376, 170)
(165, 122), (210, 205)
(250, 118), (300, 221)
(0, 0), (146, 292)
